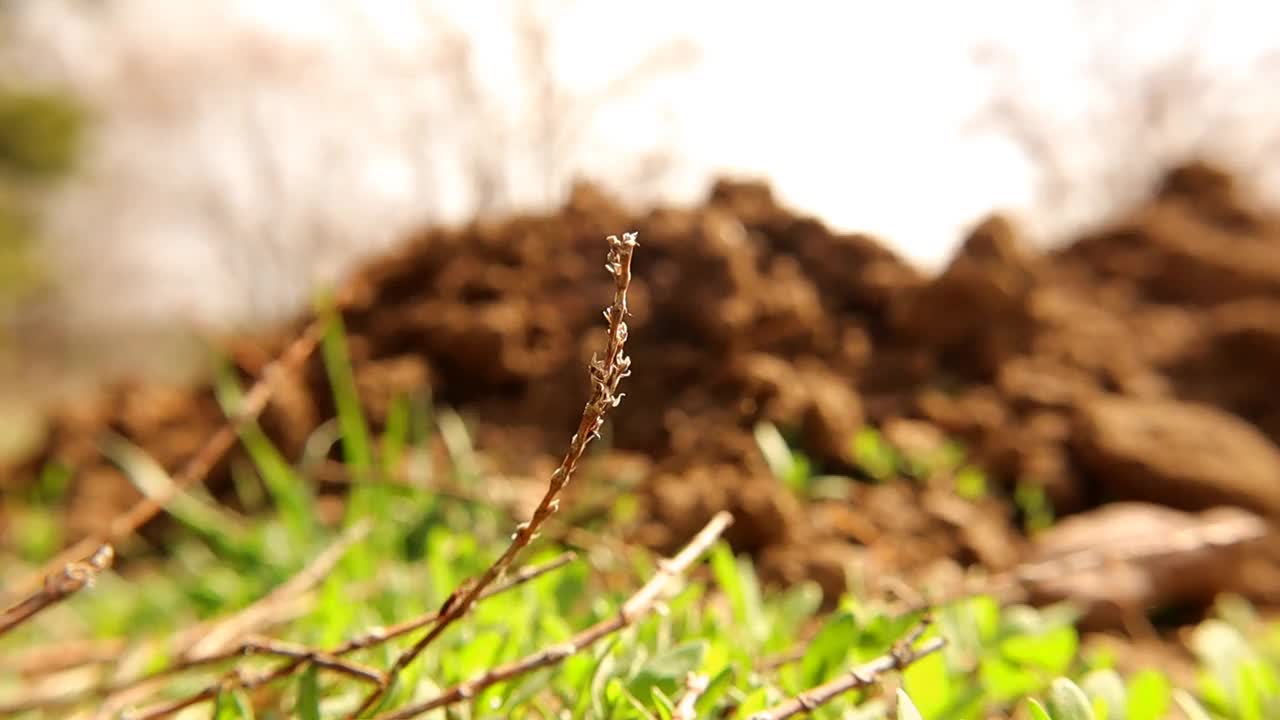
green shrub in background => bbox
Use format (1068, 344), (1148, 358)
(0, 89), (83, 177)
(0, 87), (85, 339)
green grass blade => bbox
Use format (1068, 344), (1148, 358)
(213, 358), (317, 550)
(296, 662), (321, 720)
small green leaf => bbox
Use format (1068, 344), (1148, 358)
(1172, 690), (1213, 720)
(1001, 625), (1078, 674)
(616, 681), (661, 720)
(953, 465), (988, 499)
(896, 689), (924, 720)
(213, 688), (255, 719)
(800, 610), (857, 687)
(296, 663), (321, 720)
(980, 655), (1041, 702)
(455, 632), (506, 683)
(213, 362), (316, 549)
(1191, 620), (1253, 670)
(1124, 670), (1171, 720)
(651, 686), (676, 720)
(627, 641), (707, 702)
(709, 543), (766, 645)
(1081, 669), (1126, 720)
(1233, 662), (1264, 720)
(695, 667), (735, 715)
(589, 647), (620, 718)
(902, 638), (953, 718)
(852, 427), (898, 481)
(738, 688), (772, 717)
(500, 668), (556, 712)
(1025, 698), (1053, 720)
(1048, 678), (1096, 720)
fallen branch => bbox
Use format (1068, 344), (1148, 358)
(213, 636), (384, 683)
(0, 544), (114, 637)
(115, 551), (578, 720)
(372, 511), (734, 720)
(350, 231), (639, 718)
(7, 320), (324, 604)
(747, 619), (945, 720)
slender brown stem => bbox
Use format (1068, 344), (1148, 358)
(6, 320), (323, 605)
(746, 619), (945, 720)
(0, 544), (114, 637)
(241, 637), (386, 683)
(371, 511), (733, 720)
(350, 232), (639, 718)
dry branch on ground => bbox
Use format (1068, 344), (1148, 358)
(748, 619), (945, 720)
(0, 543), (114, 637)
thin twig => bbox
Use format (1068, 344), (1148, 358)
(0, 544), (114, 637)
(747, 619), (945, 720)
(350, 231), (639, 718)
(7, 320), (323, 604)
(232, 636), (385, 683)
(674, 672), (710, 720)
(2, 637), (126, 678)
(371, 511), (733, 720)
(96, 637), (383, 720)
(114, 552), (578, 720)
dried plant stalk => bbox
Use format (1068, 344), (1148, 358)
(350, 231), (639, 718)
(373, 511), (734, 720)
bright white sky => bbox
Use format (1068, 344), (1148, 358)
(9, 0), (1280, 335)
(4, 0), (1280, 416)
(223, 0), (1280, 270)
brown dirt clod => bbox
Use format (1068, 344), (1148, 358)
(6, 161), (1280, 629)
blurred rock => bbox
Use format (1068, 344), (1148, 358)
(1023, 502), (1275, 629)
(1072, 396), (1280, 518)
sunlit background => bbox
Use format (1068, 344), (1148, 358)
(3, 0), (1280, 425)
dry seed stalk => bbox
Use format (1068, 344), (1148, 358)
(354, 231), (638, 717)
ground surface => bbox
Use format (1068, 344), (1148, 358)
(4, 162), (1280, 639)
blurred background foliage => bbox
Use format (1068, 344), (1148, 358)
(0, 86), (85, 343)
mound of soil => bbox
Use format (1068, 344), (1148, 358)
(5, 162), (1280, 624)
